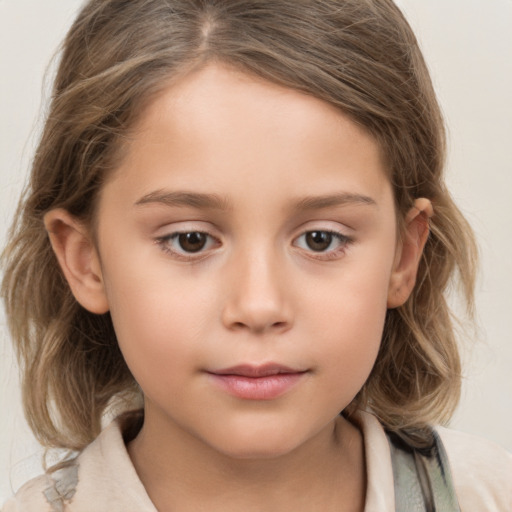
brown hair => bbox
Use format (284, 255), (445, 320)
(1, 0), (477, 450)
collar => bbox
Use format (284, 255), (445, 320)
(47, 410), (395, 511)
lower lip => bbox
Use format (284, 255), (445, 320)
(208, 373), (306, 400)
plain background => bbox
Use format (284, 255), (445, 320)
(1, 0), (511, 502)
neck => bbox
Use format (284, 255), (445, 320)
(127, 409), (366, 512)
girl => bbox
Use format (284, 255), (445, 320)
(1, 0), (511, 510)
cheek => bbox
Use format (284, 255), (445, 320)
(100, 249), (202, 373)
(303, 256), (392, 391)
(316, 297), (385, 380)
(107, 288), (199, 407)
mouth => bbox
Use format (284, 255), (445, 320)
(207, 363), (309, 400)
(211, 363), (306, 378)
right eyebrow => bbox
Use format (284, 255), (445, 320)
(134, 190), (231, 211)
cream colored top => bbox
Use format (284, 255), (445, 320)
(2, 411), (511, 511)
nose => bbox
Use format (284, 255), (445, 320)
(221, 247), (293, 335)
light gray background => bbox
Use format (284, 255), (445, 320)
(1, 0), (511, 502)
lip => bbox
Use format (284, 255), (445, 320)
(207, 364), (308, 400)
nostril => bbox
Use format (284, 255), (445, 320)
(229, 319), (289, 333)
(220, 282), (292, 333)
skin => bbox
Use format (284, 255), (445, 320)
(45, 63), (432, 512)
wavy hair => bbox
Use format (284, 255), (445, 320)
(1, 0), (477, 450)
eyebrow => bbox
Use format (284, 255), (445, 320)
(292, 192), (377, 211)
(134, 190), (231, 210)
(134, 190), (377, 211)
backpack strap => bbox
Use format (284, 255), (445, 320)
(387, 429), (461, 512)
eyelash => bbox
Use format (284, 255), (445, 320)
(155, 229), (353, 261)
(292, 230), (352, 260)
(155, 231), (220, 261)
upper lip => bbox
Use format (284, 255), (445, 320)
(209, 363), (306, 378)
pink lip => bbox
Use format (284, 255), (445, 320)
(207, 364), (308, 400)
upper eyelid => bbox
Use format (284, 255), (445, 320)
(293, 230), (351, 246)
(155, 225), (351, 240)
(154, 220), (221, 237)
(158, 227), (349, 240)
(292, 224), (352, 242)
(151, 215), (352, 231)
(158, 230), (220, 245)
(153, 218), (353, 241)
(292, 217), (353, 232)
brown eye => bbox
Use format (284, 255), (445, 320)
(293, 229), (351, 259)
(177, 232), (208, 252)
(157, 230), (219, 259)
(305, 231), (333, 251)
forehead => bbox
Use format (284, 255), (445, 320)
(102, 63), (391, 211)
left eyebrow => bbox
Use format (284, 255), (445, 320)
(134, 190), (231, 210)
(291, 192), (377, 211)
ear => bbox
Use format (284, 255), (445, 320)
(387, 198), (433, 309)
(44, 209), (109, 314)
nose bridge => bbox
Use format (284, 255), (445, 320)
(222, 238), (291, 333)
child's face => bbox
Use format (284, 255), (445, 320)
(89, 64), (402, 457)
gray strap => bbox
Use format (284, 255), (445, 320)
(387, 430), (461, 512)
(43, 463), (79, 512)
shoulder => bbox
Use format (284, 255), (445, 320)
(353, 410), (512, 512)
(1, 474), (54, 512)
(2, 412), (155, 512)
(2, 461), (80, 512)
(437, 426), (512, 512)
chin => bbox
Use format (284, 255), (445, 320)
(213, 437), (302, 461)
(201, 419), (315, 461)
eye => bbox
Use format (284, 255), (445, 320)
(157, 231), (218, 257)
(293, 230), (351, 256)
(175, 232), (208, 253)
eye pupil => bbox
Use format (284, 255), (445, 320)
(178, 232), (207, 252)
(306, 231), (332, 251)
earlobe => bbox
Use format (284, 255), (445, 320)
(44, 209), (109, 314)
(387, 198), (433, 308)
